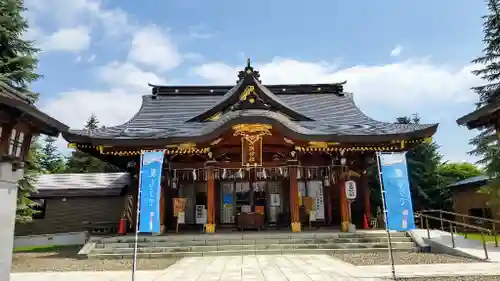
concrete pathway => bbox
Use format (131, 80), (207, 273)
(359, 262), (500, 278)
(11, 254), (500, 281)
(10, 255), (384, 281)
(412, 229), (500, 262)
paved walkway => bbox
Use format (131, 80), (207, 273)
(359, 262), (500, 278)
(10, 255), (383, 281)
(11, 254), (500, 281)
(413, 229), (500, 262)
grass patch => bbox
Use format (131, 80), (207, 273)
(458, 232), (500, 243)
(13, 245), (79, 253)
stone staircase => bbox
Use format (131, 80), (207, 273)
(80, 231), (417, 259)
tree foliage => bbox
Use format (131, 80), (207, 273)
(0, 0), (44, 222)
(65, 115), (119, 173)
(16, 140), (43, 223)
(469, 0), (500, 212)
(40, 136), (66, 173)
(0, 0), (41, 102)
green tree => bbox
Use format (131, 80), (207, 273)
(438, 162), (483, 209)
(0, 0), (41, 102)
(438, 162), (483, 186)
(0, 0), (45, 222)
(469, 0), (500, 213)
(65, 115), (118, 173)
(16, 140), (43, 223)
(40, 136), (66, 173)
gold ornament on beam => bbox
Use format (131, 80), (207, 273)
(233, 124), (272, 167)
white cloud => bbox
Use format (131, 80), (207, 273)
(391, 45), (403, 57)
(75, 56), (82, 63)
(87, 54), (96, 63)
(40, 26), (91, 53)
(25, 0), (135, 53)
(98, 61), (166, 91)
(128, 25), (183, 72)
(194, 57), (479, 111)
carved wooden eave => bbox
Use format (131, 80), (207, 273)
(0, 82), (68, 137)
(187, 60), (314, 123)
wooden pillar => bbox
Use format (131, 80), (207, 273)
(205, 161), (216, 233)
(160, 182), (166, 233)
(326, 179), (332, 225)
(289, 160), (301, 232)
(362, 171), (371, 221)
(339, 168), (349, 232)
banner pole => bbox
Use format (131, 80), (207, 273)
(376, 152), (397, 280)
(132, 152), (144, 281)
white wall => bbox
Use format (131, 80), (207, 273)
(14, 232), (86, 248)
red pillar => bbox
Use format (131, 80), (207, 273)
(206, 162), (216, 233)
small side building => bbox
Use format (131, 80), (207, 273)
(15, 172), (131, 236)
(449, 175), (494, 220)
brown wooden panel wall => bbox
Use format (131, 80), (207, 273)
(15, 196), (125, 236)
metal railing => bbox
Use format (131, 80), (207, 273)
(421, 209), (500, 247)
(415, 211), (492, 260)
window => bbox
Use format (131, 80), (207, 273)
(32, 199), (46, 220)
(8, 129), (24, 157)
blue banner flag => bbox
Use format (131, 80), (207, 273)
(378, 152), (416, 231)
(138, 151), (164, 233)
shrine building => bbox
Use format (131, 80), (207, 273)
(62, 60), (438, 233)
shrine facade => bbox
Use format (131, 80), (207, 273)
(63, 60), (438, 233)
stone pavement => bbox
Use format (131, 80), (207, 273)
(359, 262), (500, 278)
(11, 255), (383, 281)
(11, 254), (500, 281)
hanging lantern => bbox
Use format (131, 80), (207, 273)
(297, 167), (301, 179)
(323, 176), (330, 187)
(238, 168), (243, 179)
(262, 168), (267, 179)
(307, 168), (312, 179)
(222, 168), (227, 179)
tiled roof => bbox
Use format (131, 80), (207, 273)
(65, 91), (436, 141)
(63, 64), (437, 144)
(457, 99), (500, 129)
(32, 172), (130, 197)
(448, 175), (490, 188)
(0, 82), (68, 136)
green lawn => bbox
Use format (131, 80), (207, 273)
(458, 232), (500, 243)
(13, 245), (78, 253)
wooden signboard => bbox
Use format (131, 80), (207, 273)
(173, 197), (186, 217)
(241, 135), (263, 166)
(303, 196), (316, 212)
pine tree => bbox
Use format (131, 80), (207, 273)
(65, 115), (119, 173)
(469, 0), (500, 214)
(16, 140), (43, 223)
(0, 0), (44, 222)
(0, 0), (41, 102)
(40, 136), (66, 173)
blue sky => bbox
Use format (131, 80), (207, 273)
(24, 0), (487, 163)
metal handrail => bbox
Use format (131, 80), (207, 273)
(420, 209), (500, 247)
(415, 212), (491, 260)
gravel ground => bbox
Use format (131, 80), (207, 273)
(11, 247), (180, 272)
(398, 277), (500, 281)
(331, 252), (482, 266)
